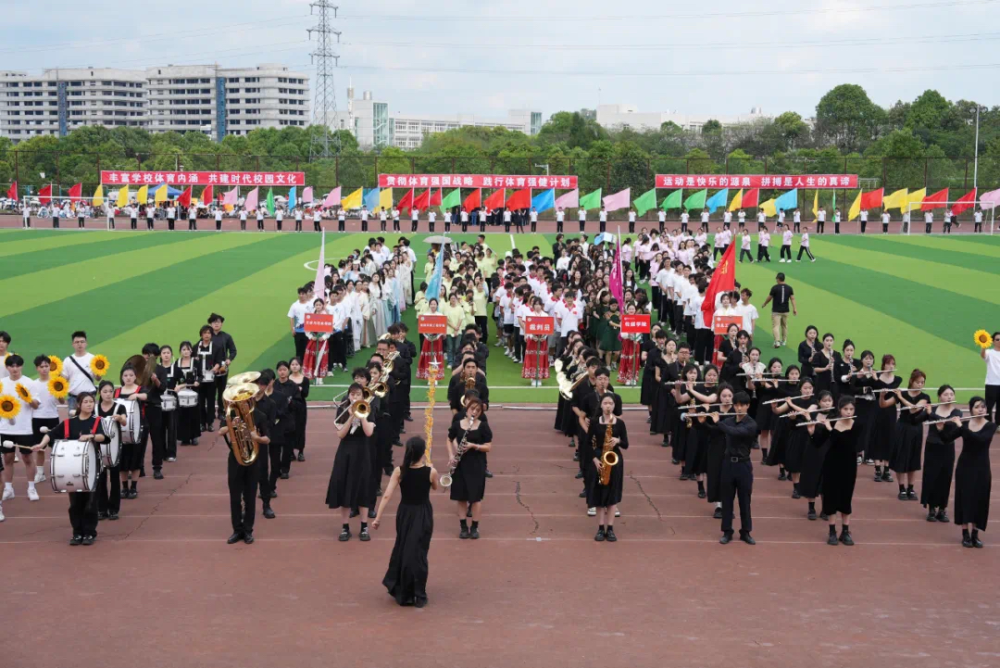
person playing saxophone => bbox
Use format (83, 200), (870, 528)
(586, 392), (629, 543)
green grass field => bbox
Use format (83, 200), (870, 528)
(1, 228), (996, 403)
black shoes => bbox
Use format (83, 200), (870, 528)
(881, 472), (894, 483)
(839, 531), (854, 546)
(791, 488), (801, 500)
(153, 469), (164, 480)
(926, 511), (937, 522)
(907, 490), (918, 501)
(459, 526), (470, 539)
(227, 532), (243, 544)
(595, 528), (606, 542)
(192, 438), (200, 445)
(578, 490), (586, 498)
(360, 528), (371, 542)
(244, 532), (254, 544)
(720, 533), (733, 545)
(81, 535), (95, 546)
(604, 527), (617, 542)
(98, 511), (108, 521)
(573, 453), (580, 462)
(713, 507), (723, 519)
(367, 509), (377, 519)
(484, 470), (493, 478)
(575, 471), (584, 479)
(807, 508), (817, 521)
(108, 512), (119, 521)
(263, 506), (276, 519)
(70, 535), (83, 546)
(339, 528), (352, 542)
(697, 490), (706, 499)
(671, 459), (680, 466)
(469, 526), (480, 539)
(936, 510), (949, 523)
(297, 452), (305, 462)
(828, 533), (839, 545)
(740, 533), (755, 545)
(898, 490), (908, 500)
(279, 472), (289, 480)
(404, 416), (414, 422)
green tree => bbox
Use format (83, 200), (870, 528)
(815, 84), (886, 153)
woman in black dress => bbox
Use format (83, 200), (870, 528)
(651, 338), (678, 445)
(448, 396), (492, 539)
(373, 436), (438, 607)
(954, 397), (995, 548)
(587, 393), (629, 542)
(755, 358), (784, 462)
(705, 384), (734, 519)
(175, 341), (202, 447)
(809, 333), (838, 396)
(871, 354), (901, 482)
(765, 365), (801, 478)
(685, 366), (719, 498)
(817, 396), (861, 546)
(887, 369), (929, 501)
(640, 328), (664, 425)
(671, 364), (702, 478)
(288, 357), (310, 462)
(798, 390), (835, 521)
(834, 340), (861, 399)
(921, 385), (963, 523)
(797, 325), (819, 378)
(326, 383), (375, 541)
(848, 350), (878, 464)
(772, 377), (817, 498)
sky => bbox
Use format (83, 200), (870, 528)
(3, 0), (999, 123)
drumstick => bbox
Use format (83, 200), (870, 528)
(2, 440), (35, 452)
(39, 427), (50, 434)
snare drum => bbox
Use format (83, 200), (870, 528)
(177, 389), (198, 408)
(100, 416), (122, 467)
(116, 398), (141, 445)
(161, 392), (177, 412)
(49, 440), (99, 493)
(202, 369), (215, 383)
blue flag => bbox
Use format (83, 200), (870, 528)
(364, 187), (381, 212)
(425, 248), (445, 302)
(705, 188), (729, 214)
(531, 188), (556, 213)
(287, 186), (297, 211)
(774, 188), (799, 213)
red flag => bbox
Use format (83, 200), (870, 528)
(505, 188), (531, 210)
(430, 188), (442, 207)
(38, 185), (52, 205)
(397, 188), (415, 215)
(921, 187), (949, 212)
(6, 181), (17, 200)
(701, 243), (736, 327)
(177, 186), (192, 208)
(741, 189), (759, 208)
(950, 188), (977, 215)
(483, 188), (506, 210)
(412, 188), (431, 212)
(462, 188), (481, 213)
(200, 185), (213, 206)
(860, 188), (883, 210)
(68, 183), (83, 203)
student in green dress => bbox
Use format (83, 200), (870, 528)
(601, 299), (623, 371)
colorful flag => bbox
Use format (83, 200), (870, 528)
(661, 189), (683, 210)
(921, 188), (949, 212)
(341, 187), (363, 210)
(397, 188), (414, 214)
(773, 188), (798, 213)
(116, 185), (129, 207)
(603, 188), (630, 212)
(483, 188), (506, 210)
(178, 186), (192, 208)
(136, 185), (148, 204)
(506, 186), (531, 211)
(440, 188), (461, 212)
(904, 188), (926, 213)
(705, 188), (729, 214)
(728, 189), (743, 212)
(812, 189), (819, 217)
(288, 186), (297, 211)
(68, 183), (82, 203)
(265, 188), (276, 216)
(378, 187), (393, 212)
(683, 189), (707, 211)
(554, 188), (578, 210)
(411, 188), (431, 212)
(364, 187), (381, 212)
(951, 189), (977, 215)
(860, 188), (884, 210)
(979, 187), (1000, 210)
(831, 191), (836, 215)
(609, 234), (624, 314)
(38, 184), (52, 205)
(314, 229), (326, 300)
(882, 188), (908, 211)
(462, 189), (481, 213)
(322, 186), (342, 209)
(633, 188), (658, 215)
(425, 246), (445, 302)
(702, 243), (736, 326)
(742, 188), (760, 208)
(222, 187), (238, 206)
(154, 184), (168, 204)
(200, 185), (213, 206)
(244, 187), (260, 212)
(760, 198), (777, 217)
(532, 188), (556, 213)
(92, 185), (104, 207)
(848, 191), (863, 221)
(5, 181), (17, 200)
(430, 188), (442, 207)
(302, 186), (314, 204)
(579, 188), (602, 211)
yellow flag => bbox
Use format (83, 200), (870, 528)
(727, 189), (743, 212)
(154, 184), (168, 204)
(341, 187), (363, 210)
(378, 187), (393, 211)
(116, 185), (129, 207)
(848, 191), (863, 221)
(136, 185), (148, 204)
(761, 198), (777, 217)
(882, 188), (908, 211)
(811, 190), (819, 217)
(92, 185), (104, 207)
(904, 188), (926, 214)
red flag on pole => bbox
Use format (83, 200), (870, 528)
(412, 188), (431, 212)
(462, 188), (481, 213)
(860, 188), (883, 210)
(397, 188), (415, 215)
(701, 243), (736, 327)
(177, 186), (192, 208)
(921, 188), (949, 211)
(950, 188), (977, 215)
(6, 181), (17, 200)
(200, 185), (213, 206)
(483, 188), (506, 210)
(505, 188), (531, 210)
(68, 183), (83, 203)
(741, 189), (760, 208)
(39, 185), (52, 205)
(429, 188), (442, 207)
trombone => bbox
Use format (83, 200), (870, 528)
(333, 398), (371, 428)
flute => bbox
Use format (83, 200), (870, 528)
(736, 371), (782, 377)
(680, 412), (739, 420)
(763, 393), (808, 405)
(797, 416), (855, 427)
(778, 407), (834, 419)
(925, 415), (977, 425)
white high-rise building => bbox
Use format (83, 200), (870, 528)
(596, 104), (771, 133)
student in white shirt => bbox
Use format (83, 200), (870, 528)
(599, 206), (608, 233)
(360, 206), (369, 232)
(166, 205), (176, 231)
(392, 207), (400, 232)
(816, 207), (826, 234)
(337, 207), (346, 232)
(294, 206), (304, 232)
(699, 208), (710, 232)
(21, 201), (31, 229)
(428, 210), (437, 233)
(252, 207), (261, 232)
(859, 208), (868, 234)
(553, 294), (582, 355)
(737, 209), (747, 230)
(214, 207), (224, 231)
(187, 202), (197, 231)
(796, 227), (816, 262)
(680, 210), (690, 233)
(62, 331), (99, 415)
(792, 208), (801, 232)
(881, 210), (891, 234)
(777, 208), (785, 228)
(502, 208), (512, 233)
(722, 210), (732, 230)
(738, 230), (753, 263)
(982, 333), (1000, 422)
(779, 227), (793, 262)
(145, 204), (155, 231)
(378, 207), (388, 232)
(578, 207), (586, 232)
(556, 207), (565, 233)
(757, 227), (771, 262)
(734, 288), (759, 336)
(924, 210), (934, 234)
(627, 208), (637, 233)
(757, 210), (766, 230)
(974, 208), (984, 233)
(530, 207), (539, 233)
(276, 207), (285, 232)
(1, 354), (41, 503)
(411, 207), (420, 233)
(833, 208), (842, 235)
(313, 207), (323, 232)
(461, 209), (470, 232)
(31, 354), (62, 485)
(901, 210), (910, 234)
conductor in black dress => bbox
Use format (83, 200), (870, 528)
(711, 391), (757, 545)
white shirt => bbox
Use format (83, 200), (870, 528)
(215, 210), (223, 222)
(288, 300), (310, 331)
(925, 212), (934, 223)
(881, 212), (890, 224)
(461, 211), (469, 222)
(723, 211), (732, 223)
(817, 210), (826, 221)
(295, 210), (303, 221)
(628, 211), (636, 222)
(658, 210), (666, 223)
(759, 231), (770, 247)
(782, 230), (793, 245)
(428, 211), (436, 223)
(578, 210), (586, 221)
(22, 206), (30, 219)
(556, 210), (565, 222)
(188, 207), (197, 220)
(33, 376), (60, 419)
(860, 210), (868, 222)
(757, 212), (766, 223)
(738, 212), (746, 223)
(985, 348), (1000, 385)
(600, 211), (607, 222)
(62, 352), (97, 395)
(975, 211), (983, 223)
(361, 208), (369, 221)
(701, 212), (709, 223)
(503, 211), (512, 222)
(379, 210), (387, 221)
(314, 210), (322, 222)
(167, 207), (176, 218)
(276, 210), (284, 221)
(530, 211), (538, 222)
(834, 212), (841, 223)
(801, 232), (810, 248)
(412, 209), (419, 220)
(498, 293), (515, 325)
(741, 234), (751, 250)
(0, 377), (37, 435)
(241, 211), (248, 221)
(680, 212), (689, 224)
(691, 294), (706, 328)
(778, 211), (785, 223)
(734, 302), (759, 334)
(793, 211), (801, 223)
(554, 301), (581, 336)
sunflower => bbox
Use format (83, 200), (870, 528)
(0, 394), (20, 420)
(48, 355), (62, 375)
(974, 329), (992, 349)
(90, 354), (110, 377)
(48, 376), (70, 399)
(15, 383), (34, 404)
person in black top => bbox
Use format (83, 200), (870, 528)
(248, 370), (278, 520)
(383, 338), (409, 447)
(447, 358), (489, 413)
(711, 391), (758, 545)
(447, 396), (493, 539)
(327, 382), (376, 541)
(885, 369), (930, 500)
(759, 272), (797, 349)
(175, 341), (203, 446)
(209, 313), (238, 421)
(954, 397), (995, 548)
(219, 373), (271, 544)
(288, 358), (310, 462)
(150, 345), (180, 474)
(195, 325), (225, 432)
(96, 381), (128, 521)
(32, 393), (107, 545)
(270, 361), (298, 492)
(920, 385), (963, 522)
(587, 393), (629, 542)
(796, 325), (819, 378)
(393, 323), (417, 422)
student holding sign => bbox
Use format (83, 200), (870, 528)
(522, 300), (553, 386)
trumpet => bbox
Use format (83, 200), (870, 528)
(333, 398), (370, 428)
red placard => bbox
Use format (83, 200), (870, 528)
(378, 174), (577, 189)
(525, 316), (555, 336)
(304, 313), (334, 334)
(713, 315), (743, 335)
(655, 174), (857, 190)
(621, 314), (651, 334)
(418, 314), (447, 335)
(100, 171), (306, 187)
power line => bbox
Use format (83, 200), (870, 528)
(308, 1), (341, 159)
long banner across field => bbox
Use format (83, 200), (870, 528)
(100, 171), (306, 186)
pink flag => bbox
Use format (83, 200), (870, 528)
(602, 187), (631, 213)
(303, 186), (314, 204)
(554, 188), (579, 210)
(322, 187), (341, 210)
(980, 187), (1000, 211)
(314, 230), (326, 300)
(609, 233), (625, 337)
(222, 187), (238, 206)
(243, 187), (259, 212)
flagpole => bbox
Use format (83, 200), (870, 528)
(974, 105), (980, 189)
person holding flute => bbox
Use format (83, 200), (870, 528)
(921, 385), (963, 523)
(885, 369), (930, 501)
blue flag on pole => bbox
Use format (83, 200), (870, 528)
(425, 248), (445, 302)
(531, 188), (556, 213)
(287, 186), (297, 211)
(774, 188), (799, 213)
(705, 188), (729, 214)
(364, 187), (381, 212)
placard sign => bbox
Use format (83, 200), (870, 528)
(525, 316), (555, 336)
(304, 313), (334, 334)
(713, 315), (743, 335)
(621, 314), (651, 334)
(418, 314), (448, 335)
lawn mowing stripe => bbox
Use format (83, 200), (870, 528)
(817, 236), (1000, 276)
(2, 233), (193, 278)
(871, 235), (1000, 259)
(0, 230), (157, 257)
(0, 233), (269, 319)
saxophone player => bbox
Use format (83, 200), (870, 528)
(447, 396), (492, 540)
(218, 373), (271, 545)
(587, 392), (629, 542)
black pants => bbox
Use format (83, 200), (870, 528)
(228, 451), (259, 533)
(78, 216), (85, 228)
(338, 220), (345, 232)
(681, 222), (688, 233)
(189, 218), (196, 230)
(215, 376), (229, 419)
(599, 220), (606, 232)
(944, 222), (952, 234)
(739, 248), (753, 263)
(796, 246), (815, 261)
(199, 382), (217, 428)
(168, 218), (175, 230)
(97, 465), (121, 515)
(314, 221), (321, 232)
(53, 217), (60, 228)
(380, 220), (387, 231)
(428, 222), (435, 232)
(834, 223), (840, 234)
(926, 223), (933, 234)
(673, 305), (684, 335)
(504, 220), (511, 232)
(329, 331), (347, 369)
(131, 218), (138, 229)
(975, 222), (983, 232)
(695, 328), (714, 365)
(216, 220), (222, 231)
(393, 219), (400, 231)
(793, 222), (800, 232)
(883, 223), (889, 233)
(69, 491), (99, 537)
(757, 246), (771, 262)
(107, 217), (114, 229)
(411, 219), (418, 232)
(780, 245), (792, 261)
(268, 438), (293, 493)
(146, 218), (154, 230)
(362, 220), (368, 232)
(557, 220), (563, 232)
(257, 443), (276, 502)
(23, 217), (30, 228)
(147, 405), (167, 470)
(720, 458), (753, 535)
(816, 221), (824, 233)
(860, 220), (867, 234)
(986, 384), (1000, 423)
(713, 247), (723, 260)
(628, 221), (635, 233)
(579, 221), (585, 232)
(294, 332), (308, 361)
(475, 316), (489, 345)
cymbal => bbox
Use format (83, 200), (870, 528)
(227, 371), (261, 386)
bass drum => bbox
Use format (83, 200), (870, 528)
(50, 440), (99, 493)
(116, 399), (141, 445)
(100, 416), (122, 468)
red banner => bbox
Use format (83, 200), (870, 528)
(378, 174), (577, 189)
(655, 174), (857, 189)
(418, 314), (447, 335)
(525, 316), (555, 336)
(621, 314), (651, 335)
(304, 313), (334, 334)
(712, 315), (743, 336)
(100, 171), (306, 187)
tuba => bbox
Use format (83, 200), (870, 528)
(223, 383), (260, 466)
(121, 354), (151, 387)
(596, 421), (619, 486)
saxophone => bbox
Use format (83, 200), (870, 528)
(439, 429), (469, 488)
(596, 421), (620, 486)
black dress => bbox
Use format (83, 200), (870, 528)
(640, 345), (661, 407)
(764, 382), (799, 468)
(920, 410), (962, 510)
(797, 340), (817, 378)
(651, 358), (679, 437)
(586, 418), (629, 508)
(784, 397), (816, 474)
(326, 420), (373, 509)
(954, 422), (995, 531)
(809, 349), (838, 396)
(290, 375), (310, 453)
(383, 466), (434, 606)
(175, 361), (202, 444)
(870, 376), (902, 461)
(890, 392), (929, 474)
(821, 421), (861, 517)
(448, 418), (492, 503)
(755, 382), (780, 432)
(798, 419), (832, 499)
(684, 386), (716, 476)
(850, 372), (878, 456)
